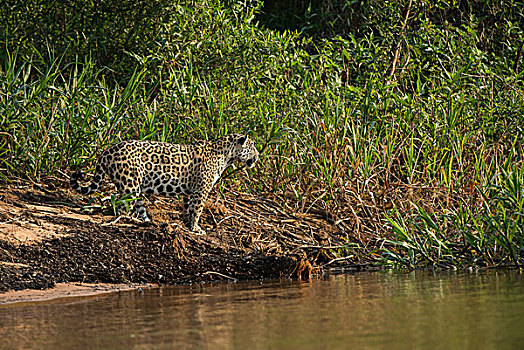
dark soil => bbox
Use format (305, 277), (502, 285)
(0, 264), (55, 292)
(0, 179), (375, 292)
(0, 222), (296, 290)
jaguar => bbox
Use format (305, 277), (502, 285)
(70, 134), (259, 234)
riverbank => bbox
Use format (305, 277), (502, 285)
(1, 0), (523, 274)
(0, 178), (372, 300)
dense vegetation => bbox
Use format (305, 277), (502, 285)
(1, 0), (523, 269)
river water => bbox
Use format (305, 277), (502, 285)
(1, 270), (523, 350)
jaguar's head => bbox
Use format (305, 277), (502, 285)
(231, 134), (259, 168)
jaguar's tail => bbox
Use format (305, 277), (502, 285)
(70, 164), (106, 195)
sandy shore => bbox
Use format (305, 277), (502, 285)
(0, 282), (157, 306)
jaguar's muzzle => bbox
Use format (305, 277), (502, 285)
(246, 156), (258, 169)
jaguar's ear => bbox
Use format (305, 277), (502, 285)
(237, 135), (248, 146)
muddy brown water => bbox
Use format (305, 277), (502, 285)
(1, 270), (523, 350)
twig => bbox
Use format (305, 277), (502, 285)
(101, 215), (144, 226)
(387, 0), (413, 79)
(0, 247), (16, 263)
(297, 244), (349, 250)
(216, 215), (239, 227)
(514, 40), (523, 73)
(203, 271), (238, 282)
(320, 255), (355, 268)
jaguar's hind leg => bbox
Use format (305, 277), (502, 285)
(132, 197), (150, 221)
(115, 184), (150, 222)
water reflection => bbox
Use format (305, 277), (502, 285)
(1, 270), (523, 350)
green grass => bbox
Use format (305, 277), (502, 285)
(1, 0), (523, 269)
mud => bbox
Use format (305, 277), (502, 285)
(0, 179), (372, 300)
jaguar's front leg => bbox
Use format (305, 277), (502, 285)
(182, 190), (210, 235)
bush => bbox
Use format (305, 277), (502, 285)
(1, 0), (523, 267)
